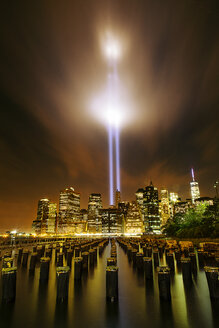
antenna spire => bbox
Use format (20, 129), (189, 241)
(191, 168), (195, 182)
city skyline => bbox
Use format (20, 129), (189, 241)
(19, 171), (219, 233)
(0, 1), (218, 231)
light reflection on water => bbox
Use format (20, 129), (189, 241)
(0, 242), (218, 328)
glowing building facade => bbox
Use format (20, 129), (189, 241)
(125, 202), (143, 234)
(160, 189), (170, 226)
(87, 193), (103, 233)
(101, 208), (123, 234)
(169, 192), (179, 203)
(32, 198), (50, 234)
(115, 189), (121, 208)
(135, 188), (145, 222)
(169, 192), (179, 218)
(190, 182), (200, 204)
(190, 181), (200, 204)
(58, 187), (80, 233)
(190, 168), (200, 204)
(32, 198), (57, 235)
(143, 182), (160, 233)
(47, 203), (57, 234)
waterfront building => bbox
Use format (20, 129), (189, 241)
(58, 187), (80, 233)
(87, 193), (102, 233)
(118, 201), (129, 218)
(101, 208), (123, 234)
(37, 198), (49, 233)
(47, 202), (57, 234)
(160, 189), (170, 225)
(32, 198), (50, 234)
(80, 209), (88, 222)
(169, 192), (179, 203)
(135, 188), (145, 221)
(32, 218), (42, 235)
(143, 182), (160, 233)
(169, 192), (180, 218)
(125, 201), (143, 234)
(115, 189), (121, 208)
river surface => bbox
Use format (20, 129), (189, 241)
(0, 242), (218, 328)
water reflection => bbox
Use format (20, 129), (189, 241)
(0, 302), (15, 327)
(105, 301), (120, 327)
(0, 243), (217, 328)
(160, 300), (175, 328)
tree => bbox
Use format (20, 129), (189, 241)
(162, 201), (219, 238)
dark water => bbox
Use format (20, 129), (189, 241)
(0, 243), (218, 328)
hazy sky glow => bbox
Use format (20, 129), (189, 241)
(0, 0), (218, 231)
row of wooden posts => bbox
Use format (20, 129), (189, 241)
(1, 238), (108, 303)
(117, 237), (219, 300)
(1, 237), (218, 304)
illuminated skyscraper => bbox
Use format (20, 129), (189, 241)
(115, 189), (121, 208)
(118, 201), (129, 219)
(47, 202), (57, 234)
(87, 193), (103, 232)
(101, 208), (122, 234)
(37, 198), (50, 234)
(32, 198), (51, 234)
(160, 189), (170, 225)
(169, 192), (179, 218)
(190, 168), (200, 204)
(169, 192), (179, 203)
(135, 188), (145, 221)
(58, 187), (80, 233)
(143, 182), (160, 233)
(125, 202), (143, 234)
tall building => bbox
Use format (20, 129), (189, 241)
(169, 192), (179, 218)
(160, 189), (170, 226)
(190, 168), (200, 204)
(58, 187), (80, 233)
(101, 208), (123, 234)
(118, 201), (129, 218)
(32, 198), (52, 235)
(135, 188), (145, 221)
(169, 192), (179, 203)
(32, 219), (42, 235)
(115, 189), (121, 208)
(47, 202), (57, 234)
(87, 193), (103, 233)
(125, 202), (143, 234)
(35, 198), (50, 234)
(143, 182), (160, 233)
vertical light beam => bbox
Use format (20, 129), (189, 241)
(109, 124), (114, 205)
(191, 168), (195, 182)
(115, 126), (120, 191)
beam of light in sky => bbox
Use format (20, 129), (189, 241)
(108, 124), (114, 205)
(191, 168), (195, 181)
(115, 125), (120, 192)
(91, 33), (126, 205)
(106, 50), (121, 203)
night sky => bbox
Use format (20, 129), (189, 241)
(0, 0), (218, 231)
